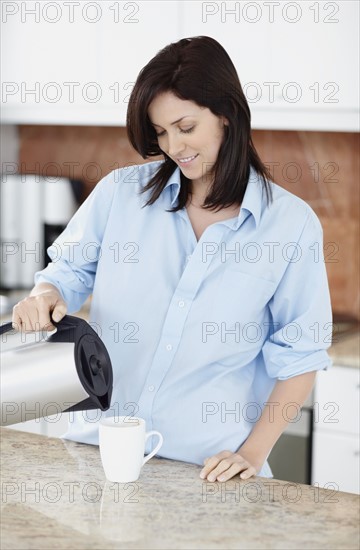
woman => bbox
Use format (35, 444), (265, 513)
(13, 36), (332, 482)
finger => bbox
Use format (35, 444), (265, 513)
(206, 457), (241, 482)
(200, 456), (222, 479)
(51, 301), (67, 323)
(22, 311), (39, 332)
(239, 466), (257, 480)
(217, 462), (245, 482)
(207, 454), (253, 482)
(38, 309), (57, 332)
(13, 302), (39, 332)
(13, 307), (32, 332)
(33, 296), (56, 330)
(200, 451), (233, 479)
(12, 308), (23, 332)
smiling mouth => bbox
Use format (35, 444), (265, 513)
(177, 154), (198, 164)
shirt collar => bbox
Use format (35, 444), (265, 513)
(232, 165), (264, 230)
(163, 166), (181, 207)
(163, 164), (265, 229)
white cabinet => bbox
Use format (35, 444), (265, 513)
(179, 0), (359, 131)
(1, 1), (358, 130)
(313, 364), (360, 434)
(1, 1), (181, 125)
(312, 430), (359, 494)
(312, 366), (360, 494)
(7, 418), (47, 435)
(1, 1), (99, 124)
(43, 412), (70, 437)
(178, 1), (274, 106)
(96, 1), (181, 125)
(7, 412), (70, 438)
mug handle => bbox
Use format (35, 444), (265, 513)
(143, 431), (163, 465)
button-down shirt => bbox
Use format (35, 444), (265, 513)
(35, 160), (333, 477)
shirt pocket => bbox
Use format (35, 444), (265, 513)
(209, 269), (277, 345)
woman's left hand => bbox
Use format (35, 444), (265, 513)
(199, 450), (260, 482)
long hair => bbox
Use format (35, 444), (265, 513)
(126, 36), (273, 212)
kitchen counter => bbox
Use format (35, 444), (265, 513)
(1, 429), (359, 549)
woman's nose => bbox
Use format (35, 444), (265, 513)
(167, 133), (185, 158)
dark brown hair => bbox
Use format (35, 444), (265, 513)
(126, 36), (273, 212)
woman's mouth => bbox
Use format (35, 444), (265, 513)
(177, 154), (199, 165)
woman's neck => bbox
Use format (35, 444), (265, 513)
(188, 179), (212, 208)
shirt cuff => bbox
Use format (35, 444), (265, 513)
(262, 346), (333, 380)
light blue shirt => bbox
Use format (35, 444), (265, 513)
(35, 160), (333, 477)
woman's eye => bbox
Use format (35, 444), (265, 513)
(156, 127), (194, 137)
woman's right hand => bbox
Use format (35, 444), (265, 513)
(12, 283), (67, 332)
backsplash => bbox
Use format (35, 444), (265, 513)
(17, 125), (359, 320)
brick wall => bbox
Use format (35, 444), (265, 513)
(18, 125), (360, 319)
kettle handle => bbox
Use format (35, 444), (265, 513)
(0, 315), (89, 337)
(52, 314), (90, 330)
(0, 322), (13, 336)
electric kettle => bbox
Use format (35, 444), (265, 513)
(0, 315), (113, 426)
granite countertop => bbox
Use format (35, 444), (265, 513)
(1, 429), (359, 549)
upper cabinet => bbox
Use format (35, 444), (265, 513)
(1, 1), (358, 131)
(1, 1), (181, 125)
(179, 0), (359, 131)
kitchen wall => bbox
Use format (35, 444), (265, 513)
(18, 125), (360, 320)
(0, 124), (19, 170)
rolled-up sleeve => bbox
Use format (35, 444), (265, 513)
(262, 210), (333, 380)
(34, 172), (117, 313)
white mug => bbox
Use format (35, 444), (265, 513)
(99, 416), (163, 483)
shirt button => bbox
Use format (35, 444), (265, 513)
(166, 344), (173, 351)
(186, 255), (192, 262)
(148, 385), (155, 392)
(178, 300), (185, 308)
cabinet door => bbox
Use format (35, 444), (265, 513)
(43, 412), (70, 438)
(267, 2), (359, 111)
(7, 414), (69, 438)
(96, 1), (182, 125)
(7, 419), (46, 435)
(311, 430), (360, 494)
(179, 1), (273, 112)
(179, 1), (359, 130)
(1, 1), (100, 124)
(314, 366), (360, 436)
(1, 1), (181, 125)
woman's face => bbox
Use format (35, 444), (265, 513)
(148, 91), (228, 190)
